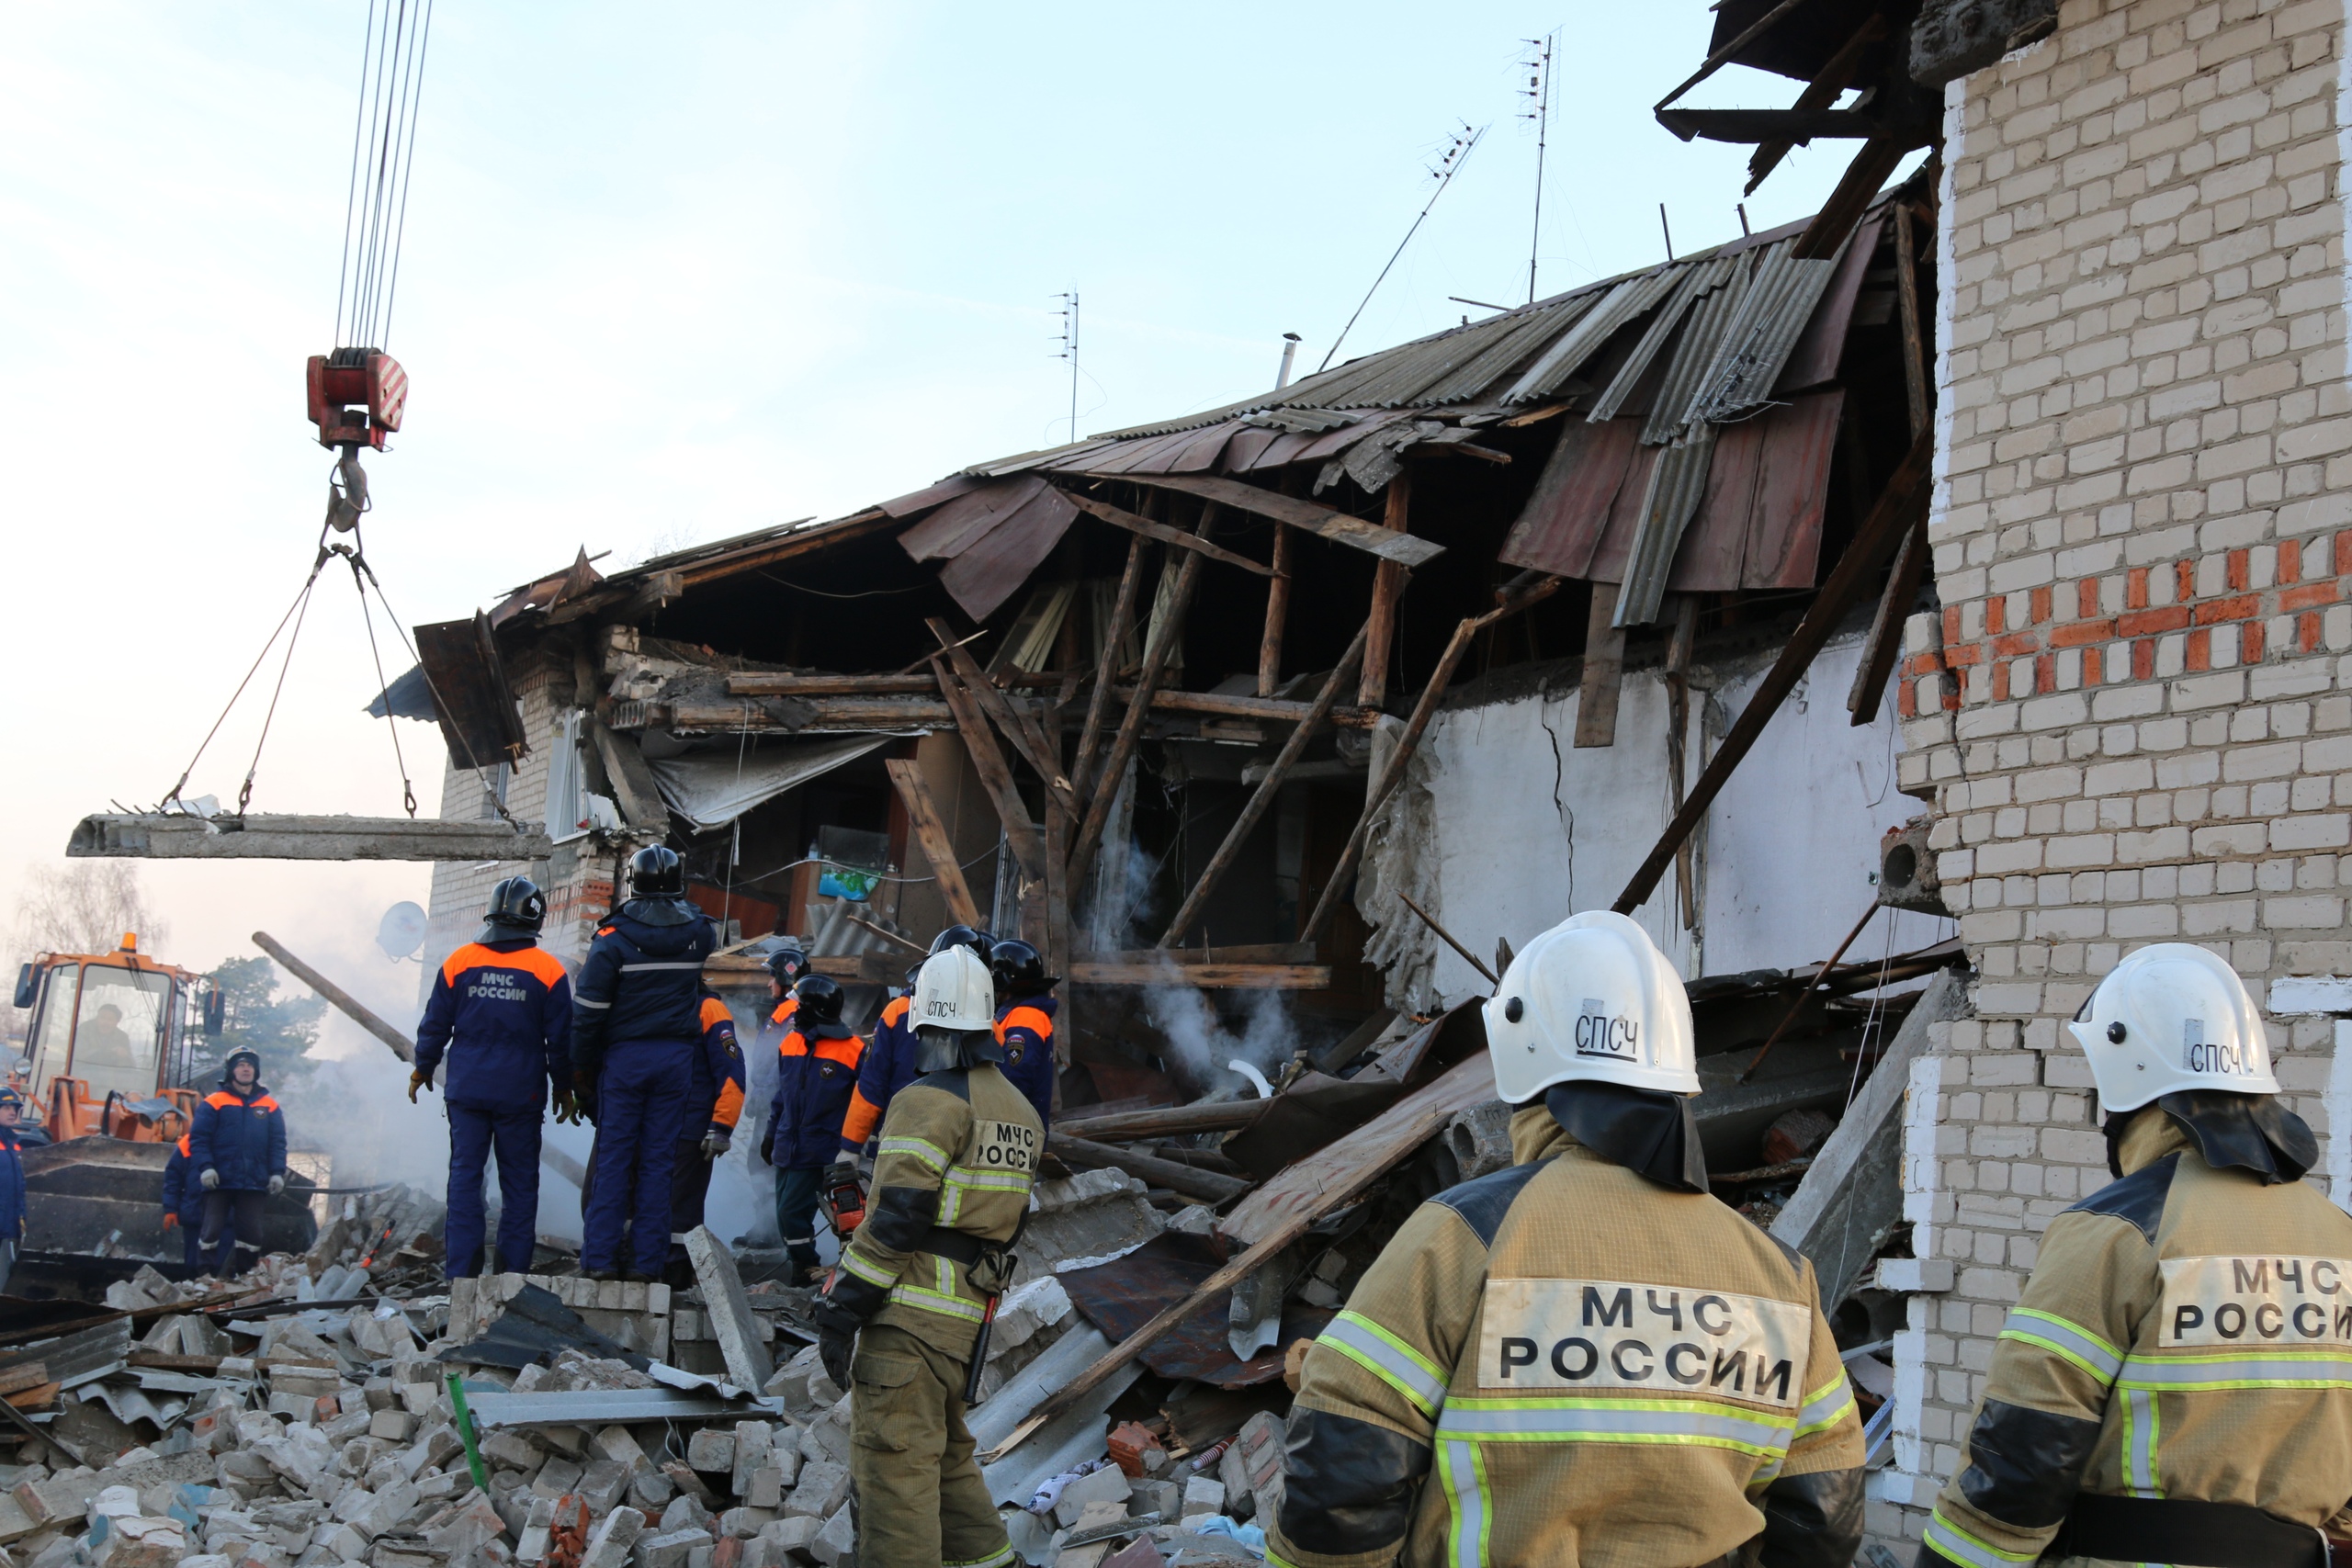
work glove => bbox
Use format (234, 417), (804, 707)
(408, 1069), (432, 1104)
(819, 1324), (856, 1392)
(267, 1175), (286, 1196)
(553, 1091), (585, 1126)
(161, 1213), (178, 1230)
(700, 1130), (730, 1162)
(760, 1125), (778, 1166)
(199, 1168), (220, 1191)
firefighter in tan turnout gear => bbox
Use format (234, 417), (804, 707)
(1920, 942), (2352, 1568)
(809, 944), (1039, 1568)
(1267, 910), (1864, 1568)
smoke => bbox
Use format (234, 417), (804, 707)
(1143, 975), (1304, 1097)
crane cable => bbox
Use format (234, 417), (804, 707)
(334, 0), (435, 355)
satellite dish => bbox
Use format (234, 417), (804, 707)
(377, 901), (428, 961)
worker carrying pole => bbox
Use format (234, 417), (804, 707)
(810, 944), (1039, 1568)
(1263, 910), (1864, 1568)
(1918, 943), (2352, 1568)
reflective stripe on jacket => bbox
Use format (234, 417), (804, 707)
(569, 899), (717, 1078)
(829, 1063), (1042, 1357)
(839, 994), (913, 1156)
(993, 995), (1057, 1129)
(414, 939), (573, 1109)
(693, 995), (747, 1137)
(1265, 1105), (1861, 1568)
(1923, 1111), (2352, 1567)
(773, 1025), (866, 1171)
(190, 1080), (287, 1191)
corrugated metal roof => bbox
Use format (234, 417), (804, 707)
(1614, 426), (1719, 626)
(1643, 251), (1758, 445)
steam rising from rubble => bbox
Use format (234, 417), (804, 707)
(1144, 974), (1302, 1095)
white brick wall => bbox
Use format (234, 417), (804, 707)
(1883, 0), (2352, 1547)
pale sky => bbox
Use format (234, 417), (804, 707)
(0, 3), (1897, 1033)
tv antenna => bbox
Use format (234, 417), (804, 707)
(1521, 32), (1555, 304)
(1054, 288), (1080, 444)
(1319, 121), (1486, 374)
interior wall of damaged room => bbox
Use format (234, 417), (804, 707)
(1378, 633), (1950, 1010)
(1874, 0), (2352, 1549)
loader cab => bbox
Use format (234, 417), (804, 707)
(11, 935), (209, 1143)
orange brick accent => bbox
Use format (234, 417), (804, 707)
(2301, 612), (2324, 653)
(2083, 647), (2102, 685)
(2050, 618), (2116, 648)
(2120, 606), (2192, 637)
(2193, 593), (2260, 625)
(2132, 638), (2155, 680)
(1943, 605), (1963, 646)
(2242, 621), (2266, 664)
(1992, 631), (2040, 658)
(2185, 628), (2211, 671)
(1898, 679), (1917, 718)
(2174, 561), (2196, 601)
(2034, 653), (2055, 694)
(2279, 540), (2302, 583)
(2030, 586), (2052, 624)
(2280, 581), (2339, 612)
(1944, 642), (1984, 668)
(2077, 579), (2100, 618)
(2127, 568), (2150, 609)
(2226, 550), (2249, 591)
(1986, 597), (2007, 635)
(2336, 531), (2352, 577)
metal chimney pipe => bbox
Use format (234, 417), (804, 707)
(1275, 333), (1302, 389)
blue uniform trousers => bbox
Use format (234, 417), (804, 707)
(582, 1040), (691, 1276)
(774, 1165), (825, 1274)
(446, 1100), (544, 1278)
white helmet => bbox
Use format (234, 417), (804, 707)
(1483, 910), (1697, 1101)
(913, 945), (995, 1033)
(2068, 942), (2276, 1112)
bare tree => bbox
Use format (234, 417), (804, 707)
(9, 863), (169, 965)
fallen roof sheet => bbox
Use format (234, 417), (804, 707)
(1057, 1232), (1334, 1389)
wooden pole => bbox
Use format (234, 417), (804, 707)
(1057, 1100), (1271, 1142)
(1070, 533), (1149, 804)
(1396, 892), (1498, 987)
(1158, 621), (1371, 949)
(884, 759), (983, 931)
(1302, 576), (1563, 943)
(1665, 596), (1700, 929)
(1258, 519), (1292, 699)
(1068, 510), (1214, 889)
(933, 659), (1047, 882)
(1574, 582), (1628, 748)
(1359, 472), (1412, 709)
(1612, 427), (1932, 915)
(1046, 1134), (1251, 1204)
(1849, 208), (1936, 726)
(925, 618), (1077, 829)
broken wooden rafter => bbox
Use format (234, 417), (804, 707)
(1258, 518), (1292, 698)
(1849, 204), (1937, 725)
(884, 759), (983, 930)
(69, 814), (555, 863)
(1747, 14), (1887, 196)
(1158, 621), (1370, 949)
(932, 657), (1047, 883)
(723, 671), (1060, 696)
(1360, 470), (1413, 709)
(1070, 532), (1149, 805)
(928, 618), (1078, 830)
(1047, 1134), (1251, 1204)
(1058, 488), (1273, 576)
(1614, 425), (1934, 915)
(1066, 961), (1331, 990)
(1097, 473), (1446, 570)
(1067, 512), (1213, 888)
(1574, 582), (1627, 749)
(1301, 574), (1563, 942)
(1056, 1100), (1270, 1142)
(1109, 687), (1377, 729)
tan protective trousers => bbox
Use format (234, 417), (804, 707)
(848, 1323), (1014, 1568)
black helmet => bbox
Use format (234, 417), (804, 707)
(793, 973), (845, 1026)
(989, 938), (1056, 997)
(483, 877), (547, 935)
(763, 944), (808, 985)
(628, 845), (685, 898)
(931, 924), (994, 960)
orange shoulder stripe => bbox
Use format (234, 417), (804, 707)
(839, 1088), (883, 1148)
(771, 998), (798, 1026)
(882, 996), (910, 1024)
(510, 946), (571, 986)
(778, 1032), (809, 1059)
(699, 997), (733, 1030)
(999, 1005), (1054, 1040)
(711, 1080), (746, 1130)
(816, 1034), (864, 1069)
(176, 1134), (191, 1156)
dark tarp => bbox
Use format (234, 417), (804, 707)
(1058, 1232), (1334, 1389)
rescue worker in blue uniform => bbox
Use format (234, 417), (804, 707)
(161, 1132), (205, 1270)
(761, 945), (806, 1048)
(0, 1089), (27, 1293)
(190, 1049), (287, 1278)
(411, 877), (577, 1279)
(988, 939), (1058, 1128)
(571, 845), (718, 1281)
(835, 926), (989, 1166)
(665, 986), (748, 1284)
(765, 973), (865, 1280)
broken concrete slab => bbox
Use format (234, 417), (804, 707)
(68, 812), (558, 863)
(684, 1227), (774, 1392)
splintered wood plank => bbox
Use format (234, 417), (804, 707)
(1574, 582), (1628, 748)
(933, 660), (1047, 882)
(885, 760), (982, 930)
(1106, 472), (1447, 569)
